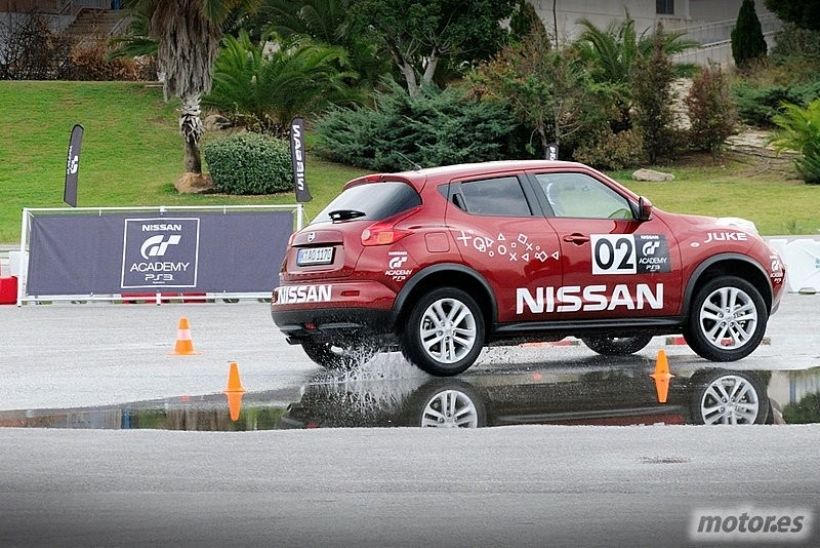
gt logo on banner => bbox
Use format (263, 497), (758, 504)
(121, 218), (200, 288)
(592, 234), (671, 275)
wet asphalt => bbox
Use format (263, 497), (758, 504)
(0, 293), (818, 545)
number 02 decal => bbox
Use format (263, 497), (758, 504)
(591, 234), (671, 275)
(592, 235), (637, 274)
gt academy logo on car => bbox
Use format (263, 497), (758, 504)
(770, 255), (784, 281)
(592, 234), (670, 275)
(386, 251), (412, 281)
(276, 284), (332, 304)
(516, 283), (663, 314)
(704, 232), (748, 243)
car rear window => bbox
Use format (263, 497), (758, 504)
(311, 181), (421, 225)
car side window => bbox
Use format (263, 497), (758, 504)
(458, 176), (532, 217)
(535, 172), (634, 220)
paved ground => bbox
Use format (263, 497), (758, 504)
(1, 425), (818, 547)
(0, 293), (817, 410)
(1, 294), (818, 546)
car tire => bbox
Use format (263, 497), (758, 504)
(684, 276), (768, 362)
(582, 335), (653, 356)
(690, 369), (768, 425)
(402, 287), (485, 377)
(301, 339), (377, 370)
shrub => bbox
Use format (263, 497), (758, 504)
(63, 42), (144, 81)
(315, 82), (519, 171)
(0, 13), (72, 80)
(632, 26), (676, 164)
(685, 64), (737, 154)
(772, 23), (820, 59)
(733, 80), (820, 126)
(770, 99), (820, 183)
(203, 133), (292, 194)
(731, 0), (767, 67)
(783, 393), (820, 424)
(572, 129), (645, 170)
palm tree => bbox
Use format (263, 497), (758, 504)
(261, 0), (391, 99)
(575, 14), (696, 129)
(125, 0), (260, 186)
(203, 31), (353, 136)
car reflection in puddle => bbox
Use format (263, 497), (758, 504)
(2, 361), (820, 431)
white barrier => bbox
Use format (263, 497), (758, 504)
(767, 238), (820, 293)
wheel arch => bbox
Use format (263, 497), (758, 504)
(683, 253), (773, 314)
(391, 263), (497, 336)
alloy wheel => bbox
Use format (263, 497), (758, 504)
(698, 287), (758, 350)
(419, 298), (477, 364)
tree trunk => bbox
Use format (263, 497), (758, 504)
(420, 52), (439, 88)
(537, 126), (550, 159)
(400, 61), (420, 98)
(179, 93), (204, 174)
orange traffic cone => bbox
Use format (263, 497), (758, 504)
(650, 349), (674, 403)
(225, 391), (244, 422)
(225, 361), (245, 393)
(170, 316), (200, 356)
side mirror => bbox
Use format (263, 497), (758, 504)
(637, 196), (653, 221)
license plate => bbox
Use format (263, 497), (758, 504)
(297, 246), (334, 266)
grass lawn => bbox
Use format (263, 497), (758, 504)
(1, 81), (817, 242)
(610, 160), (820, 236)
(0, 81), (366, 243)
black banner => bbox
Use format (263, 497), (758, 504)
(289, 117), (312, 203)
(26, 211), (294, 295)
(64, 124), (84, 207)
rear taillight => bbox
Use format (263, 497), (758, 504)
(361, 225), (412, 246)
(360, 206), (421, 246)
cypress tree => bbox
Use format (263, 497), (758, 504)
(731, 0), (768, 66)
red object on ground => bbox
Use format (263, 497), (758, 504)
(120, 292), (180, 304)
(182, 292), (207, 303)
(0, 276), (17, 305)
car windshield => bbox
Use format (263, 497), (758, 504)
(311, 181), (421, 224)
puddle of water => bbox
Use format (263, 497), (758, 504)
(1, 362), (819, 431)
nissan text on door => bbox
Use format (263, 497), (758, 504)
(272, 161), (785, 376)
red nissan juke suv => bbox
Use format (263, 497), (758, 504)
(272, 161), (785, 376)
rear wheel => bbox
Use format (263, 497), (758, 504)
(301, 340), (376, 370)
(402, 287), (485, 376)
(684, 276), (767, 362)
(582, 335), (653, 356)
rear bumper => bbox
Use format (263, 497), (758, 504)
(272, 307), (394, 342)
(271, 280), (396, 342)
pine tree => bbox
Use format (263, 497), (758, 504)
(731, 0), (767, 66)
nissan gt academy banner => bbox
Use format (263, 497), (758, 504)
(289, 117), (312, 203)
(25, 210), (293, 296)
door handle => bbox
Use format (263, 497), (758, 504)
(562, 233), (590, 245)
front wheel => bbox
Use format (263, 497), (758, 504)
(582, 335), (653, 356)
(401, 287), (485, 377)
(301, 340), (376, 370)
(691, 370), (768, 425)
(684, 276), (768, 362)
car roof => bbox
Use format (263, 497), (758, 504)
(392, 160), (585, 183)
